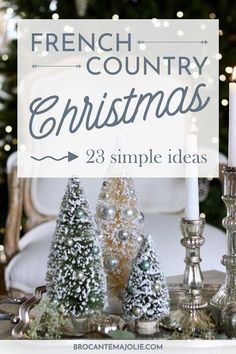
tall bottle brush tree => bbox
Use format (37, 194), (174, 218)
(96, 177), (145, 311)
(46, 177), (107, 316)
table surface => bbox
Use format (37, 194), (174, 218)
(0, 270), (226, 340)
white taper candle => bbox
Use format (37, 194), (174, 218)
(228, 67), (236, 167)
(185, 134), (199, 220)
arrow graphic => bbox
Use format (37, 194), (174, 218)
(31, 151), (78, 162)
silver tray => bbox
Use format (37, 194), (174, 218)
(12, 273), (224, 339)
(12, 286), (124, 339)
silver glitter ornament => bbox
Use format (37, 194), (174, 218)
(116, 229), (129, 241)
(152, 282), (161, 292)
(139, 260), (150, 271)
(52, 299), (59, 306)
(86, 314), (125, 334)
(127, 287), (134, 295)
(122, 207), (135, 220)
(105, 256), (119, 270)
(222, 303), (236, 338)
(76, 271), (85, 280)
(137, 234), (144, 243)
(101, 191), (110, 200)
(132, 306), (141, 317)
(76, 209), (85, 218)
(92, 246), (100, 255)
(100, 205), (116, 219)
(129, 189), (135, 195)
(64, 238), (74, 247)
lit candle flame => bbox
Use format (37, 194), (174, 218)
(232, 67), (236, 82)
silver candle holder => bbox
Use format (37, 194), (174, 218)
(210, 166), (236, 325)
(168, 218), (213, 336)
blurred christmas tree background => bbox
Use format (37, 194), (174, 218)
(0, 0), (236, 244)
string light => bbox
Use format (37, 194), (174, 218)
(12, 138), (17, 145)
(112, 14), (119, 21)
(200, 24), (206, 30)
(139, 43), (146, 51)
(4, 144), (11, 151)
(177, 30), (184, 37)
(219, 29), (223, 36)
(211, 137), (218, 144)
(2, 54), (8, 61)
(163, 21), (170, 27)
(209, 13), (216, 19)
(216, 53), (222, 60)
(49, 0), (57, 11)
(225, 67), (233, 74)
(192, 72), (199, 79)
(176, 11), (184, 18)
(63, 25), (74, 33)
(6, 8), (14, 15)
(221, 99), (228, 106)
(20, 144), (26, 151)
(52, 13), (59, 20)
(219, 74), (226, 81)
(200, 213), (206, 218)
(152, 18), (161, 27)
(5, 125), (12, 133)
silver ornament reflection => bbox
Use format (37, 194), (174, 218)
(129, 189), (135, 195)
(52, 299), (59, 306)
(222, 303), (236, 338)
(100, 205), (116, 220)
(139, 260), (150, 271)
(76, 209), (85, 218)
(105, 256), (119, 270)
(64, 238), (74, 247)
(132, 306), (141, 317)
(10, 316), (20, 324)
(92, 246), (100, 255)
(76, 271), (85, 280)
(137, 234), (144, 243)
(122, 207), (135, 220)
(101, 192), (110, 200)
(116, 229), (129, 241)
(152, 282), (161, 292)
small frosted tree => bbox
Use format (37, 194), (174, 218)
(123, 234), (170, 321)
(96, 177), (144, 311)
(46, 177), (106, 316)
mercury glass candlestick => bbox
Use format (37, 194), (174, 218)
(169, 218), (213, 336)
(210, 166), (236, 325)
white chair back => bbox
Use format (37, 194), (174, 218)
(8, 152), (185, 217)
(31, 177), (185, 216)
